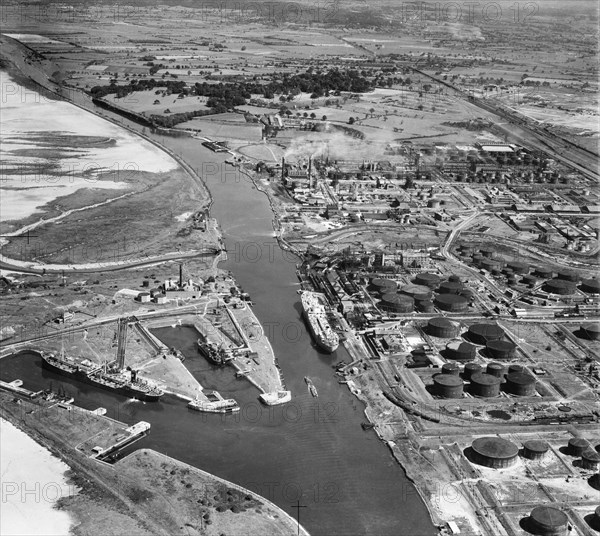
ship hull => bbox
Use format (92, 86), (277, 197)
(41, 356), (162, 402)
(197, 340), (226, 366)
(302, 310), (339, 353)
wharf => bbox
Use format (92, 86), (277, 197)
(0, 379), (43, 399)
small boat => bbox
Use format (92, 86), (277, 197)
(361, 422), (375, 431)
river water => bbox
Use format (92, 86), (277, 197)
(1, 79), (436, 535)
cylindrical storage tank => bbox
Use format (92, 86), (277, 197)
(469, 372), (501, 397)
(445, 340), (477, 361)
(534, 267), (553, 279)
(481, 259), (501, 272)
(522, 440), (549, 460)
(460, 245), (474, 255)
(528, 506), (568, 536)
(400, 284), (432, 301)
(522, 275), (538, 287)
(505, 372), (537, 396)
(442, 362), (460, 376)
(459, 288), (475, 300)
(486, 339), (517, 360)
(568, 437), (590, 456)
(507, 261), (529, 274)
(415, 272), (441, 289)
(471, 437), (519, 468)
(439, 281), (464, 294)
(370, 278), (397, 295)
(581, 278), (600, 294)
(543, 279), (577, 295)
(557, 271), (579, 283)
(448, 275), (463, 283)
(417, 300), (435, 313)
(472, 254), (483, 264)
(491, 268), (502, 276)
(433, 374), (464, 398)
(508, 364), (526, 375)
(581, 323), (600, 340)
(427, 317), (457, 338)
(468, 323), (505, 345)
(581, 448), (600, 470)
(435, 293), (469, 312)
(480, 248), (496, 259)
(507, 276), (518, 286)
(487, 362), (506, 378)
(379, 293), (414, 313)
(462, 362), (481, 380)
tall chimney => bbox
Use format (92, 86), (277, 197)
(281, 157), (285, 182)
(308, 156), (312, 189)
(179, 264), (183, 288)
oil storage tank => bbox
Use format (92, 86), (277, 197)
(581, 323), (600, 340)
(522, 440), (549, 460)
(505, 372), (537, 396)
(468, 323), (504, 345)
(414, 272), (441, 289)
(534, 267), (553, 279)
(445, 340), (477, 361)
(379, 293), (414, 313)
(568, 437), (590, 456)
(470, 437), (519, 468)
(557, 271), (579, 282)
(487, 362), (506, 378)
(543, 279), (576, 295)
(400, 284), (432, 301)
(462, 362), (481, 380)
(433, 374), (464, 398)
(442, 362), (460, 376)
(370, 278), (397, 295)
(486, 340), (517, 360)
(507, 261), (529, 274)
(427, 317), (457, 338)
(580, 278), (600, 294)
(439, 281), (464, 294)
(435, 293), (469, 312)
(528, 506), (568, 536)
(469, 372), (501, 397)
(581, 448), (600, 470)
(417, 300), (435, 313)
(508, 364), (526, 375)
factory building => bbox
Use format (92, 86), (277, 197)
(469, 372), (501, 397)
(433, 374), (464, 398)
(379, 293), (414, 313)
(581, 448), (600, 470)
(543, 279), (577, 295)
(426, 317), (457, 338)
(486, 340), (517, 360)
(522, 440), (549, 460)
(568, 437), (591, 456)
(527, 506), (568, 536)
(445, 340), (477, 361)
(504, 372), (537, 396)
(470, 437), (519, 468)
(414, 272), (441, 289)
(486, 362), (506, 378)
(435, 293), (469, 312)
(468, 323), (505, 345)
(580, 278), (600, 294)
(462, 362), (482, 380)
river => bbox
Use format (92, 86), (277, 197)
(0, 74), (436, 535)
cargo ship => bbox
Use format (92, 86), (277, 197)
(40, 352), (163, 402)
(300, 291), (339, 353)
(197, 337), (230, 366)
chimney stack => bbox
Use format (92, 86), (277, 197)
(179, 264), (183, 288)
(281, 156), (285, 182)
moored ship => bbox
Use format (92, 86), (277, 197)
(300, 291), (339, 353)
(40, 351), (163, 402)
(197, 338), (230, 366)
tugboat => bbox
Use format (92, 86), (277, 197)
(304, 376), (318, 397)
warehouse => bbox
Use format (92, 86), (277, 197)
(470, 437), (519, 468)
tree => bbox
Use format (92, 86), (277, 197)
(310, 112), (316, 119)
(322, 115), (327, 121)
(348, 116), (355, 124)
